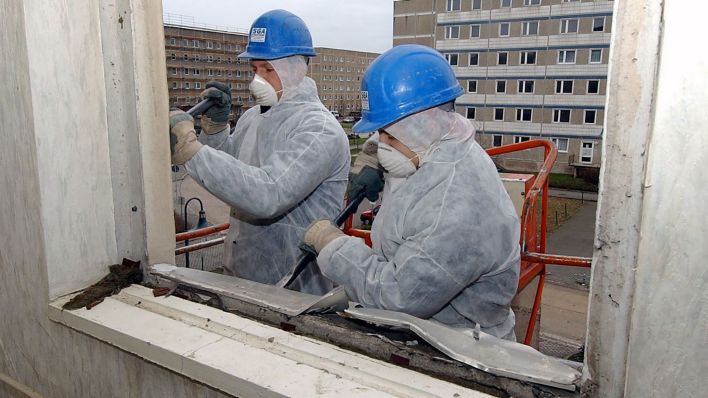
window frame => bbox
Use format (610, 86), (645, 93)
(496, 80), (506, 93)
(469, 52), (480, 66)
(581, 141), (594, 163)
(470, 24), (481, 38)
(587, 79), (600, 94)
(520, 51), (537, 65)
(553, 108), (572, 123)
(590, 49), (603, 64)
(446, 0), (461, 12)
(518, 80), (535, 94)
(499, 22), (510, 37)
(558, 50), (577, 64)
(445, 53), (459, 66)
(524, 0), (541, 5)
(522, 21), (539, 36)
(500, 0), (512, 7)
(555, 80), (574, 94)
(584, 109), (598, 124)
(514, 136), (531, 144)
(466, 107), (476, 120)
(516, 108), (533, 122)
(467, 80), (478, 93)
(560, 19), (579, 34)
(498, 52), (508, 65)
(492, 135), (503, 147)
(445, 25), (461, 39)
(494, 107), (505, 121)
(551, 137), (569, 153)
(593, 17), (606, 32)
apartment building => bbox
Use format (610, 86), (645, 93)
(309, 48), (379, 116)
(394, 0), (613, 176)
(164, 15), (253, 121)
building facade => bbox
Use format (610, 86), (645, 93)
(308, 48), (379, 116)
(164, 17), (253, 121)
(394, 0), (613, 175)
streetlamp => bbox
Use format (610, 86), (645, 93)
(183, 197), (211, 268)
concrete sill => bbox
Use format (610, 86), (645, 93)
(49, 285), (489, 398)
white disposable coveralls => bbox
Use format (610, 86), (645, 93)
(317, 107), (520, 340)
(186, 56), (351, 295)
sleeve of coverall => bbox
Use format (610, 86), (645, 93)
(185, 116), (339, 219)
(317, 180), (496, 319)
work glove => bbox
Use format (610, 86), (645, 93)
(302, 219), (345, 254)
(199, 80), (231, 134)
(348, 140), (385, 202)
(169, 110), (202, 165)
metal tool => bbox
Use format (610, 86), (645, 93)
(277, 189), (367, 289)
(187, 98), (216, 117)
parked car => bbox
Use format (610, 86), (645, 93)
(331, 110), (340, 118)
(342, 116), (355, 123)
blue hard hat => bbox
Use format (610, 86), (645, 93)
(353, 45), (463, 133)
(238, 9), (316, 60)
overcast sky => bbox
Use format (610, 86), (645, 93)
(162, 0), (394, 54)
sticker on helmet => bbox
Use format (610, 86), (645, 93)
(361, 91), (369, 110)
(250, 28), (267, 43)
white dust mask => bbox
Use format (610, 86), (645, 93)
(377, 142), (417, 178)
(249, 74), (281, 106)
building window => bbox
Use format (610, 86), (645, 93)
(518, 80), (534, 93)
(184, 82), (190, 89)
(520, 51), (537, 65)
(499, 23), (510, 37)
(494, 108), (505, 121)
(556, 80), (574, 94)
(169, 38), (176, 45)
(446, 0), (461, 11)
(584, 109), (597, 124)
(445, 53), (459, 66)
(516, 108), (533, 122)
(445, 25), (460, 39)
(171, 82), (177, 89)
(492, 135), (503, 147)
(466, 107), (476, 120)
(498, 52), (508, 65)
(183, 39), (189, 47)
(470, 24), (481, 38)
(501, 0), (511, 7)
(194, 55), (200, 62)
(194, 69), (200, 76)
(170, 53), (176, 60)
(473, 0), (482, 10)
(207, 55), (213, 62)
(170, 67), (177, 75)
(514, 136), (531, 143)
(553, 109), (572, 123)
(522, 21), (539, 36)
(216, 57), (222, 63)
(183, 54), (188, 61)
(207, 42), (213, 49)
(467, 80), (478, 93)
(551, 138), (569, 153)
(193, 40), (199, 48)
(195, 82), (201, 89)
(524, 0), (541, 5)
(468, 52), (479, 66)
(216, 43), (221, 49)
(593, 17), (605, 32)
(558, 50), (576, 64)
(560, 19), (579, 34)
(587, 80), (600, 94)
(581, 141), (594, 163)
(590, 49), (603, 63)
(496, 80), (506, 93)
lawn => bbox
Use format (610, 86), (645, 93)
(548, 173), (598, 192)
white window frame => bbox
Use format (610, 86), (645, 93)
(520, 51), (537, 65)
(498, 52), (508, 65)
(467, 80), (478, 93)
(584, 109), (597, 124)
(466, 107), (476, 120)
(468, 52), (480, 66)
(446, 0), (461, 11)
(593, 17), (605, 32)
(193, 39), (199, 48)
(500, 0), (512, 7)
(496, 80), (506, 93)
(587, 79), (600, 94)
(494, 107), (505, 121)
(555, 80), (574, 94)
(522, 21), (539, 36)
(590, 49), (603, 64)
(492, 135), (503, 147)
(184, 82), (190, 89)
(581, 141), (594, 163)
(470, 24), (481, 38)
(514, 136), (531, 143)
(551, 137), (569, 153)
(445, 53), (459, 66)
(558, 50), (576, 64)
(207, 41), (213, 49)
(183, 67), (189, 75)
(472, 0), (483, 10)
(524, 0), (541, 5)
(553, 109), (572, 123)
(169, 38), (176, 45)
(516, 108), (533, 122)
(445, 25), (460, 39)
(560, 19), (579, 34)
(518, 80), (534, 94)
(499, 22), (510, 37)
(195, 82), (201, 89)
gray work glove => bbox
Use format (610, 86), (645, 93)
(302, 219), (345, 254)
(169, 110), (202, 165)
(199, 81), (231, 134)
(348, 141), (385, 202)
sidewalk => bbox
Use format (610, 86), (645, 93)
(545, 202), (596, 289)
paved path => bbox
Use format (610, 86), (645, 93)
(545, 202), (596, 290)
(548, 188), (597, 201)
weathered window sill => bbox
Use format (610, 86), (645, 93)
(49, 285), (488, 397)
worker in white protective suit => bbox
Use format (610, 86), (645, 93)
(302, 45), (521, 340)
(168, 10), (350, 295)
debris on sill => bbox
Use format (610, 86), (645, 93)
(62, 258), (142, 310)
